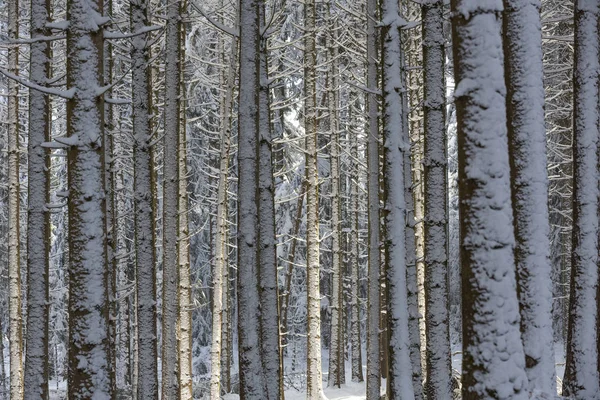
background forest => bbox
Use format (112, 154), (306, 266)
(0, 0), (593, 399)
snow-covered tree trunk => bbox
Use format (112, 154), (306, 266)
(237, 0), (268, 398)
(349, 98), (363, 384)
(401, 35), (424, 400)
(450, 1), (529, 398)
(380, 0), (415, 397)
(162, 0), (181, 396)
(421, 1), (452, 399)
(131, 0), (159, 397)
(7, 0), (23, 397)
(66, 0), (112, 397)
(24, 0), (51, 397)
(503, 0), (556, 395)
(304, 0), (324, 397)
(327, 13), (344, 389)
(258, 4), (282, 399)
(365, 0), (381, 396)
(563, 1), (600, 397)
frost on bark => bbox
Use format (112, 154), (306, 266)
(7, 0), (23, 397)
(451, 0), (529, 399)
(365, 0), (381, 396)
(66, 0), (112, 397)
(421, 1), (452, 399)
(162, 0), (181, 396)
(237, 0), (268, 398)
(131, 0), (158, 396)
(258, 4), (282, 399)
(327, 12), (344, 389)
(503, 0), (556, 395)
(380, 0), (415, 397)
(24, 0), (51, 397)
(563, 1), (600, 398)
(304, 0), (324, 397)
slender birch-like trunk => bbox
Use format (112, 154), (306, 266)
(131, 0), (159, 396)
(421, 1), (452, 399)
(178, 18), (193, 398)
(503, 0), (556, 395)
(162, 0), (181, 396)
(365, 0), (381, 396)
(7, 0), (23, 397)
(451, 1), (529, 398)
(24, 0), (51, 397)
(258, 4), (282, 399)
(327, 15), (344, 389)
(66, 0), (111, 397)
(563, 1), (600, 397)
(381, 0), (415, 397)
(237, 0), (267, 398)
(211, 24), (237, 400)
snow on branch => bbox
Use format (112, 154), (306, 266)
(0, 35), (66, 46)
(0, 67), (75, 99)
(104, 25), (163, 40)
(191, 1), (239, 37)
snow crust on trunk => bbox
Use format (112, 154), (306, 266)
(66, 0), (112, 397)
(380, 0), (415, 398)
(24, 0), (51, 397)
(451, 1), (529, 398)
(503, 0), (556, 395)
(563, 1), (600, 398)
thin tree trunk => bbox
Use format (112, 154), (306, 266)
(24, 0), (51, 397)
(421, 1), (452, 399)
(563, 1), (600, 397)
(503, 0), (556, 395)
(24, 0), (51, 396)
(211, 24), (237, 400)
(380, 0), (415, 397)
(237, 0), (268, 398)
(162, 0), (182, 396)
(349, 97), (363, 384)
(7, 0), (23, 397)
(66, 0), (112, 396)
(258, 4), (282, 399)
(327, 14), (344, 389)
(178, 18), (193, 398)
(450, 1), (530, 398)
(131, 0), (159, 396)
(365, 0), (381, 396)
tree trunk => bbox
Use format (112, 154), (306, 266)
(450, 1), (530, 398)
(131, 0), (159, 396)
(349, 96), (363, 384)
(563, 1), (600, 397)
(503, 0), (556, 395)
(365, 0), (381, 397)
(237, 0), (268, 398)
(305, 0), (323, 397)
(7, 0), (23, 397)
(24, 0), (51, 397)
(422, 1), (452, 399)
(162, 0), (182, 396)
(258, 4), (283, 399)
(66, 0), (112, 396)
(381, 0), (415, 397)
